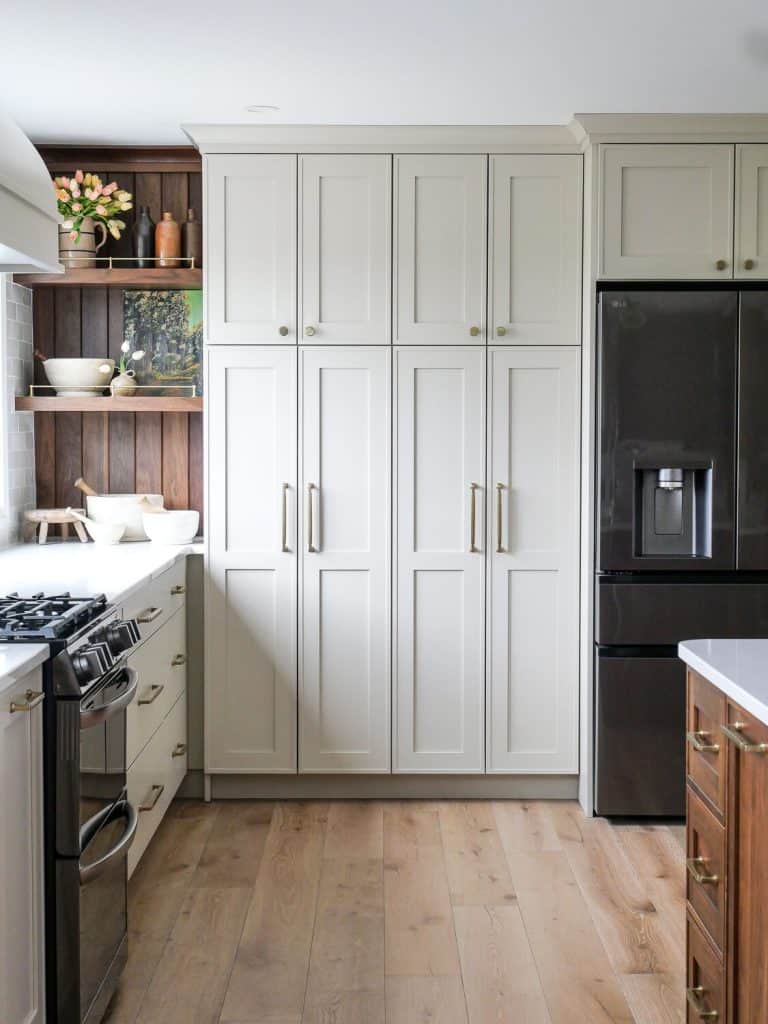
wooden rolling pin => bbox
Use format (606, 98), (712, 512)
(74, 477), (99, 497)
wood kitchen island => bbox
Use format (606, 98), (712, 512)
(680, 638), (768, 1024)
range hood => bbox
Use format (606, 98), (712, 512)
(0, 106), (62, 274)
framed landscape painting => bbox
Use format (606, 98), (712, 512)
(123, 290), (203, 394)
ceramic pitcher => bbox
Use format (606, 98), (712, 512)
(58, 215), (107, 269)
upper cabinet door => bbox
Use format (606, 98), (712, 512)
(395, 155), (487, 344)
(735, 144), (768, 279)
(299, 348), (391, 772)
(600, 144), (734, 280)
(300, 155), (392, 344)
(206, 155), (297, 344)
(490, 155), (582, 345)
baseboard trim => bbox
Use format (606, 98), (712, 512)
(177, 770), (579, 800)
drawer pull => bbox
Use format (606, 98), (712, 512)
(686, 986), (718, 1020)
(172, 742), (187, 758)
(687, 730), (720, 754)
(138, 684), (165, 706)
(137, 606), (163, 624)
(686, 857), (719, 886)
(9, 689), (44, 714)
(171, 584), (185, 596)
(138, 784), (164, 812)
(171, 653), (186, 667)
(720, 722), (768, 755)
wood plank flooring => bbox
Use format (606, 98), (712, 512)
(103, 800), (686, 1024)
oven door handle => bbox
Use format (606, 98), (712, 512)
(80, 666), (138, 729)
(79, 798), (138, 887)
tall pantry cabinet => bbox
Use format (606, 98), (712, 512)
(205, 145), (582, 780)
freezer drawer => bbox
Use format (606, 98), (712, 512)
(595, 651), (685, 816)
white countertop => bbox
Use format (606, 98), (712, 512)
(679, 639), (768, 727)
(0, 644), (49, 691)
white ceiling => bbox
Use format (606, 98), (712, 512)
(4, 0), (768, 145)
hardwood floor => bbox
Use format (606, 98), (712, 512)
(103, 800), (685, 1024)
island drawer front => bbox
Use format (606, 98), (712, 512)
(126, 606), (187, 768)
(687, 669), (727, 817)
(686, 912), (725, 1024)
(686, 786), (727, 954)
(124, 559), (187, 644)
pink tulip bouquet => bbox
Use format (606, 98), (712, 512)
(53, 170), (133, 242)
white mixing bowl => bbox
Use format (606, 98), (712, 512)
(43, 358), (115, 397)
(142, 510), (199, 545)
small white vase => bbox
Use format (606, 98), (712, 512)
(110, 369), (137, 397)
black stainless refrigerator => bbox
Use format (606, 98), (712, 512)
(595, 289), (768, 816)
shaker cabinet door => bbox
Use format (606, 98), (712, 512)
(735, 144), (768, 279)
(300, 155), (392, 344)
(487, 347), (580, 772)
(600, 144), (734, 280)
(206, 154), (297, 343)
(206, 346), (298, 771)
(395, 155), (487, 344)
(490, 155), (582, 344)
(394, 347), (486, 772)
(298, 347), (391, 772)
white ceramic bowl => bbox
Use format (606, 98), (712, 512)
(83, 519), (126, 545)
(86, 494), (164, 541)
(142, 510), (199, 545)
(43, 358), (115, 397)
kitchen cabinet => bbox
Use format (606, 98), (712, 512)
(0, 666), (45, 1024)
(206, 346), (298, 772)
(393, 347), (486, 772)
(299, 348), (391, 771)
(684, 666), (768, 1022)
(486, 347), (580, 772)
(489, 155), (582, 344)
(735, 144), (768, 279)
(600, 144), (734, 279)
(394, 155), (487, 345)
(206, 154), (297, 343)
(299, 155), (391, 344)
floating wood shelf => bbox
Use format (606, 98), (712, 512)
(15, 396), (203, 413)
(14, 267), (202, 289)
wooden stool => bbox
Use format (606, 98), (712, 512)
(24, 509), (89, 544)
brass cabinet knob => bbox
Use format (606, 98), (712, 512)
(496, 326), (507, 337)
(278, 325), (289, 336)
(744, 258), (756, 271)
(305, 325), (316, 337)
(469, 325), (481, 337)
(715, 259), (728, 271)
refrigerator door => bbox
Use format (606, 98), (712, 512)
(598, 290), (737, 571)
(595, 650), (685, 816)
(738, 291), (768, 569)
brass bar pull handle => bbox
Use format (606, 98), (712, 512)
(9, 689), (44, 714)
(686, 986), (719, 1020)
(138, 684), (165, 706)
(170, 585), (185, 596)
(171, 742), (187, 758)
(469, 483), (479, 552)
(281, 482), (289, 552)
(496, 483), (504, 553)
(307, 483), (318, 553)
(171, 654), (186, 667)
(139, 784), (164, 813)
(720, 722), (768, 754)
(137, 606), (163, 624)
(687, 730), (720, 754)
(686, 857), (719, 886)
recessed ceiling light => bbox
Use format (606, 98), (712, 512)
(245, 105), (280, 114)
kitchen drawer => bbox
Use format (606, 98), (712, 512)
(686, 785), (727, 954)
(124, 559), (187, 644)
(126, 606), (187, 768)
(127, 691), (187, 878)
(687, 669), (727, 817)
(686, 912), (725, 1024)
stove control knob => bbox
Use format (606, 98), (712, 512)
(92, 619), (141, 656)
(71, 643), (113, 686)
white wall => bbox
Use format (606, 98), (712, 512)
(0, 278), (35, 547)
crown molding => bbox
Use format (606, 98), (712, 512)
(182, 123), (582, 154)
(571, 113), (768, 146)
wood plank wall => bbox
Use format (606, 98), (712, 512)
(32, 148), (203, 530)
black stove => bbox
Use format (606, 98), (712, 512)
(0, 592), (108, 643)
